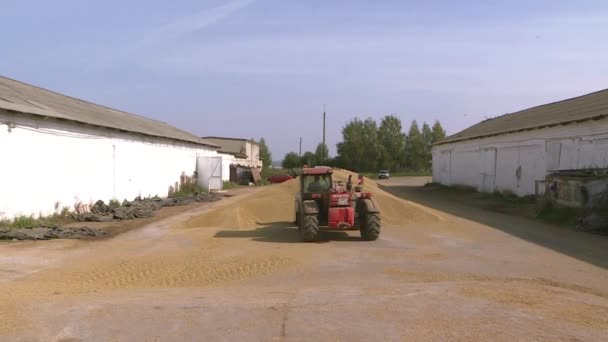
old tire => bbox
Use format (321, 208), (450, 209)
(360, 212), (380, 241)
(300, 214), (319, 242)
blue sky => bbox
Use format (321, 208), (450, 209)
(1, 0), (607, 159)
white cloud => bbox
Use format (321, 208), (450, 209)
(72, 0), (257, 71)
(136, 0), (256, 48)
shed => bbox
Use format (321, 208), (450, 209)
(432, 89), (608, 196)
(201, 137), (262, 170)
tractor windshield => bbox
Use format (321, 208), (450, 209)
(304, 174), (331, 193)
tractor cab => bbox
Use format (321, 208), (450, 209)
(302, 172), (332, 194)
(299, 167), (335, 224)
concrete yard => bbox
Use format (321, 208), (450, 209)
(0, 174), (607, 341)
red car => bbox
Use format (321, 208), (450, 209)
(267, 174), (294, 184)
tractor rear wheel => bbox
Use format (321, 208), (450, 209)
(360, 211), (380, 241)
(299, 214), (319, 242)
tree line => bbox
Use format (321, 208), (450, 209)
(281, 115), (446, 172)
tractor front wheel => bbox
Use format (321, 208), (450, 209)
(360, 211), (380, 241)
(299, 214), (320, 242)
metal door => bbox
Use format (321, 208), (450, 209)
(209, 157), (223, 190)
(439, 150), (452, 185)
(197, 156), (223, 192)
(480, 148), (497, 193)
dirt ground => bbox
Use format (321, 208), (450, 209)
(1, 174), (607, 341)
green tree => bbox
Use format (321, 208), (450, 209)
(314, 143), (329, 166)
(282, 152), (301, 169)
(378, 115), (405, 171)
(257, 138), (272, 169)
(421, 122), (432, 148)
(421, 122), (433, 170)
(404, 120), (426, 171)
(337, 118), (365, 171)
(301, 151), (316, 167)
(431, 120), (447, 144)
(360, 118), (381, 171)
(325, 155), (343, 168)
(336, 117), (381, 171)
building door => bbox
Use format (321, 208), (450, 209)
(438, 150), (452, 185)
(480, 148), (497, 193)
(197, 156), (223, 191)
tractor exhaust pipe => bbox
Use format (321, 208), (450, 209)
(347, 175), (352, 191)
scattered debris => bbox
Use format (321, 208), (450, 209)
(0, 226), (106, 241)
(0, 193), (225, 241)
(76, 193), (224, 223)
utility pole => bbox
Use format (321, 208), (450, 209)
(322, 104), (327, 160)
(299, 136), (302, 158)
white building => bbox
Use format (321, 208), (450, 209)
(432, 89), (608, 196)
(201, 137), (262, 182)
(0, 76), (220, 219)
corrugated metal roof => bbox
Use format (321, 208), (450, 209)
(438, 88), (608, 145)
(0, 76), (218, 148)
(202, 136), (251, 142)
(201, 137), (256, 158)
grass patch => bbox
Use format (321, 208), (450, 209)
(258, 179), (272, 186)
(168, 173), (205, 198)
(12, 215), (36, 228)
(109, 198), (121, 209)
(536, 204), (583, 226)
(223, 181), (244, 189)
(261, 168), (294, 178)
(0, 206), (74, 229)
(169, 183), (206, 198)
(482, 190), (536, 206)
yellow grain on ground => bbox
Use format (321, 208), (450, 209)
(183, 169), (443, 230)
(1, 171), (607, 340)
(184, 180), (298, 229)
(0, 169), (445, 335)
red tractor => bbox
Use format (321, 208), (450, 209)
(294, 167), (380, 242)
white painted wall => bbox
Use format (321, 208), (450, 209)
(247, 142), (262, 169)
(218, 153), (235, 182)
(432, 118), (608, 196)
(0, 112), (217, 220)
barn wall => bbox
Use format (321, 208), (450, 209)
(249, 142), (262, 169)
(432, 118), (608, 196)
(0, 112), (217, 219)
(449, 148), (480, 187)
(218, 153), (235, 182)
(244, 141), (262, 169)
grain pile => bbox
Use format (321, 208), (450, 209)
(183, 169), (443, 230)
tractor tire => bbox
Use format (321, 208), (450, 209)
(360, 212), (380, 241)
(299, 214), (320, 242)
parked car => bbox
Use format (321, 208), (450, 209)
(267, 174), (294, 184)
(378, 170), (390, 179)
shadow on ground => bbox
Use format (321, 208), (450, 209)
(382, 182), (608, 270)
(214, 221), (362, 243)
